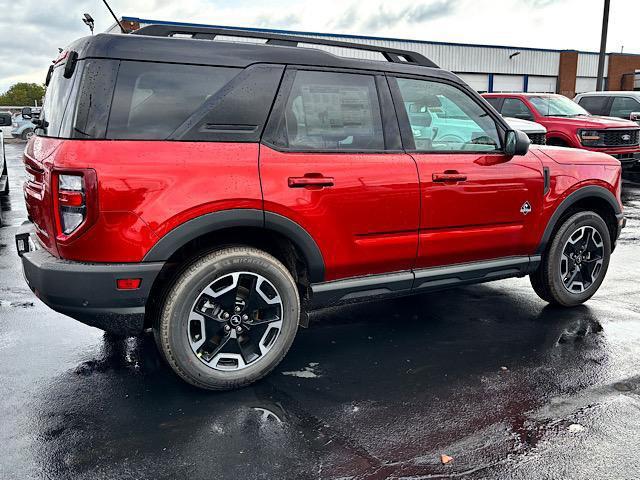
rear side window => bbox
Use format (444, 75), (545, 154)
(278, 70), (384, 151)
(108, 61), (239, 140)
(578, 96), (609, 116)
(39, 63), (82, 138)
(501, 98), (534, 121)
(484, 97), (502, 110)
(610, 97), (640, 119)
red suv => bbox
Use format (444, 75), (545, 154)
(483, 93), (640, 169)
(15, 26), (625, 390)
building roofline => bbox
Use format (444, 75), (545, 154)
(120, 15), (639, 57)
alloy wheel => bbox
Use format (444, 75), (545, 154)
(559, 225), (604, 294)
(187, 271), (283, 371)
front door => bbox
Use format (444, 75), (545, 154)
(260, 68), (420, 281)
(389, 76), (544, 268)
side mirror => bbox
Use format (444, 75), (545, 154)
(0, 112), (11, 127)
(21, 106), (33, 119)
(505, 129), (530, 156)
(630, 112), (640, 123)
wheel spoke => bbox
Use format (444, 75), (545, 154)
(559, 225), (605, 294)
(187, 270), (284, 372)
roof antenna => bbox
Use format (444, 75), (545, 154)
(101, 0), (127, 33)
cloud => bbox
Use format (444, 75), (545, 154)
(254, 13), (302, 28)
(0, 0), (639, 95)
(363, 1), (460, 30)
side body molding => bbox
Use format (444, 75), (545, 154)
(536, 185), (622, 254)
(143, 209), (325, 283)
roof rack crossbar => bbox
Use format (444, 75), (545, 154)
(132, 24), (439, 68)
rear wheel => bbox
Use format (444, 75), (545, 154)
(530, 211), (611, 306)
(154, 247), (300, 390)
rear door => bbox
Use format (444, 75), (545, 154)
(260, 67), (420, 281)
(388, 76), (544, 268)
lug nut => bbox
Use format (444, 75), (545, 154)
(224, 325), (231, 332)
(222, 312), (230, 319)
(234, 305), (241, 312)
(242, 314), (248, 321)
(235, 326), (243, 333)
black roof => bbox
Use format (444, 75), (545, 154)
(68, 30), (460, 82)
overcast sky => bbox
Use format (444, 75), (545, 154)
(0, 0), (638, 94)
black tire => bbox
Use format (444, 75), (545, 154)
(154, 247), (300, 390)
(21, 128), (34, 141)
(1, 163), (8, 196)
(530, 211), (611, 306)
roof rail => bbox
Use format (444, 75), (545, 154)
(132, 24), (439, 68)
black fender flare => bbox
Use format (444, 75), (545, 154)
(536, 185), (621, 254)
(143, 209), (325, 283)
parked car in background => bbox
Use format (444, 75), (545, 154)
(574, 91), (640, 126)
(483, 93), (640, 169)
(16, 27), (625, 390)
(504, 116), (547, 144)
(11, 112), (36, 140)
(0, 112), (11, 200)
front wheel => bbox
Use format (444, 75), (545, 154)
(530, 211), (611, 306)
(21, 128), (34, 141)
(154, 247), (300, 390)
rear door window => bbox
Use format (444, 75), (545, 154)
(577, 96), (609, 116)
(501, 98), (534, 121)
(484, 97), (502, 110)
(277, 70), (384, 151)
(610, 97), (640, 119)
(108, 61), (239, 140)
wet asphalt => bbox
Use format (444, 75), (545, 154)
(1, 141), (640, 480)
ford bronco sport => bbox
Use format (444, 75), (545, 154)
(15, 26), (625, 390)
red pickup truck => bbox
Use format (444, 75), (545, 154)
(483, 93), (640, 169)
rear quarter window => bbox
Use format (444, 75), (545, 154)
(107, 61), (240, 140)
(39, 62), (82, 138)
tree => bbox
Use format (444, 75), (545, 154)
(0, 83), (46, 107)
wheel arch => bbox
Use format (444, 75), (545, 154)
(536, 185), (621, 255)
(545, 133), (573, 147)
(143, 209), (325, 283)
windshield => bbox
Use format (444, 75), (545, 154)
(529, 95), (590, 117)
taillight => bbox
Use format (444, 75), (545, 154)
(58, 174), (85, 234)
(53, 169), (98, 240)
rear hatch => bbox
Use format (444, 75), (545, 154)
(23, 52), (83, 256)
(23, 138), (64, 254)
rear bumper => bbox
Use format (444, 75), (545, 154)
(16, 222), (163, 335)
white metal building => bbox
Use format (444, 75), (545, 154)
(113, 17), (631, 95)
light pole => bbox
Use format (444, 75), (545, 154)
(595, 0), (610, 91)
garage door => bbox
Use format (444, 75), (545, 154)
(493, 75), (523, 92)
(455, 73), (489, 92)
(528, 76), (556, 93)
(575, 77), (597, 94)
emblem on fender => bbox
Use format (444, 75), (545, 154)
(520, 201), (532, 215)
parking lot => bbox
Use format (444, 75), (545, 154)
(1, 141), (640, 479)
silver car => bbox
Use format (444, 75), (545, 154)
(504, 116), (547, 145)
